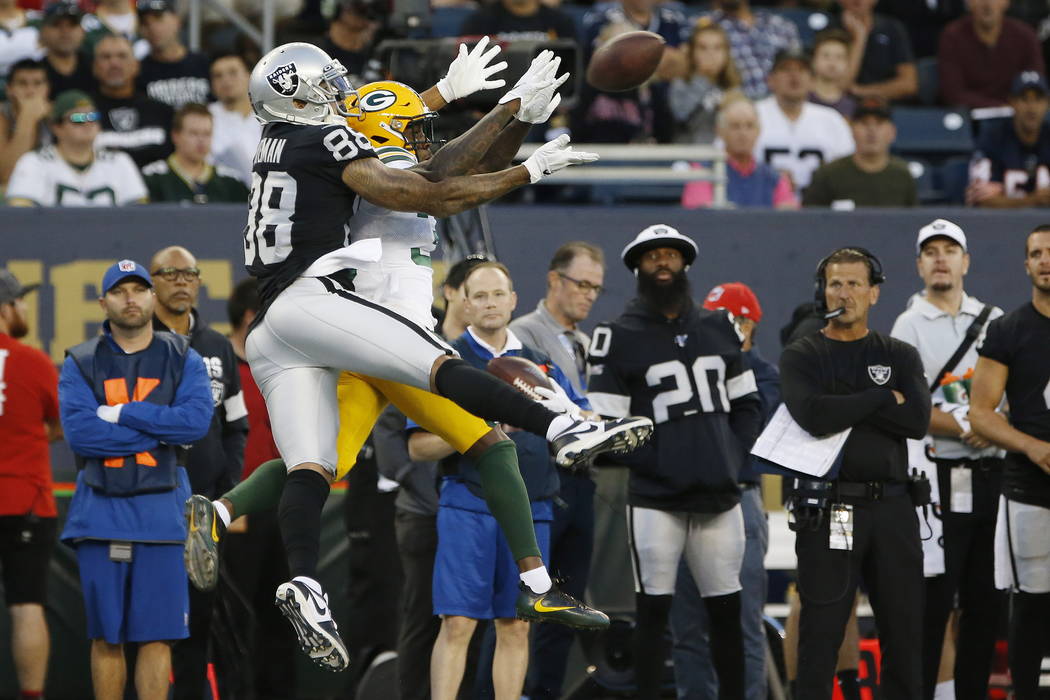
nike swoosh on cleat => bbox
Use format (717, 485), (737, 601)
(564, 424), (599, 437)
(309, 593), (328, 616)
(534, 601), (575, 613)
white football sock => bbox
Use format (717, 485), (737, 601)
(212, 500), (231, 528)
(545, 414), (577, 441)
(520, 565), (552, 595)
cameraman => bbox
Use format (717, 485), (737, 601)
(780, 247), (930, 700)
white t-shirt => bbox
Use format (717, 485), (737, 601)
(6, 146), (148, 206)
(753, 97), (854, 189)
(209, 102), (262, 185)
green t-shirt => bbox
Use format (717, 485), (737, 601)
(142, 157), (249, 204)
(802, 156), (918, 207)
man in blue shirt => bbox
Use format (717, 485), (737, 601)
(58, 260), (212, 700)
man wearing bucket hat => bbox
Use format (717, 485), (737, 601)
(587, 225), (763, 699)
(6, 89), (147, 206)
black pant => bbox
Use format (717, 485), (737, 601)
(395, 509), (441, 700)
(172, 586), (216, 700)
(921, 460), (1004, 700)
(526, 471), (596, 700)
(795, 488), (923, 700)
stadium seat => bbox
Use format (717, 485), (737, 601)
(917, 56), (938, 106)
(937, 156), (972, 204)
(907, 158), (940, 203)
(768, 8), (832, 47)
(431, 6), (473, 37)
(891, 107), (974, 156)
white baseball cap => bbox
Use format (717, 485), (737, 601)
(916, 218), (967, 255)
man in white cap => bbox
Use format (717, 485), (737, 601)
(586, 224), (763, 700)
(890, 218), (1005, 700)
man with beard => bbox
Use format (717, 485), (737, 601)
(58, 260), (212, 700)
(586, 225), (762, 699)
(970, 225), (1050, 700)
(0, 269), (61, 700)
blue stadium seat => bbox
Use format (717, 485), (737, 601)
(937, 156), (972, 204)
(907, 158), (939, 203)
(767, 8), (832, 47)
(431, 6), (473, 38)
(891, 107), (973, 156)
(917, 56), (938, 106)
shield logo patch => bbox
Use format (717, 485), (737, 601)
(267, 63), (299, 96)
(109, 107), (138, 132)
(868, 365), (892, 385)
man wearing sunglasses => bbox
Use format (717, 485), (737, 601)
(148, 245), (248, 699)
(6, 90), (147, 206)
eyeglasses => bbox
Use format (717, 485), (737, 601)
(151, 267), (201, 282)
(558, 272), (603, 296)
(67, 111), (100, 124)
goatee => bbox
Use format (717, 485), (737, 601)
(638, 268), (691, 313)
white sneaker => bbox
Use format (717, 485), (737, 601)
(275, 578), (349, 672)
(550, 416), (653, 467)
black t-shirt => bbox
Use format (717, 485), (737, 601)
(461, 4), (577, 41)
(978, 302), (1050, 507)
(137, 51), (211, 108)
(92, 92), (174, 167)
(780, 330), (930, 483)
(45, 55), (97, 97)
(245, 120), (377, 313)
(831, 13), (914, 85)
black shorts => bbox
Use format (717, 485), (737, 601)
(0, 515), (57, 605)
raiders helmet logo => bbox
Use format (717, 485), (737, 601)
(267, 63), (299, 96)
(868, 365), (892, 385)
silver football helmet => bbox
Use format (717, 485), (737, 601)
(249, 42), (357, 126)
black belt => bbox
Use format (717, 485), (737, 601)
(834, 481), (908, 501)
(930, 456), (1003, 472)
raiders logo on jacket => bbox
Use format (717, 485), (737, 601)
(587, 299), (762, 513)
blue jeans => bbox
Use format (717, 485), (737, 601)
(670, 486), (769, 699)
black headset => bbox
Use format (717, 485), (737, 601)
(813, 246), (886, 313)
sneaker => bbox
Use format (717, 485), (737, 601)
(184, 495), (224, 592)
(551, 416), (653, 467)
(516, 582), (610, 630)
(275, 579), (349, 672)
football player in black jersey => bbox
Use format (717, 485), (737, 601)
(587, 225), (763, 699)
(239, 42), (653, 671)
(970, 225), (1050, 700)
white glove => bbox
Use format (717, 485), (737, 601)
(436, 36), (508, 103)
(97, 404), (123, 424)
(498, 50), (559, 107)
(517, 59), (568, 124)
(522, 134), (599, 183)
(534, 384), (583, 421)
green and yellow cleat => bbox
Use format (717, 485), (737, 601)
(515, 582), (610, 630)
(183, 494), (225, 592)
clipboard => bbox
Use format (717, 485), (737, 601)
(750, 404), (850, 479)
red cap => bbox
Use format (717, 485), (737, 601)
(702, 282), (762, 322)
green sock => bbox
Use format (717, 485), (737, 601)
(476, 440), (542, 562)
(224, 458), (287, 518)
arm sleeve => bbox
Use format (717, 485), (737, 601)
(585, 325), (632, 418)
(219, 343), (249, 485)
(977, 317), (1012, 364)
(865, 343), (932, 439)
(779, 344), (896, 435)
(58, 356), (159, 456)
(117, 349), (215, 444)
(890, 19), (915, 66)
(727, 350), (763, 453)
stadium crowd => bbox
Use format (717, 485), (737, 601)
(1, 1), (1050, 700)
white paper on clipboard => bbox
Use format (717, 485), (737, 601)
(750, 404), (851, 478)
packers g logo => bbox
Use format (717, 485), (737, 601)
(361, 89), (398, 112)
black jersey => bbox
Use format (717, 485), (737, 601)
(93, 92), (174, 167)
(137, 51), (211, 109)
(244, 120), (377, 312)
(586, 299), (762, 513)
(978, 302), (1050, 507)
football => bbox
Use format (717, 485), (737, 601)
(487, 356), (554, 401)
(586, 31), (666, 92)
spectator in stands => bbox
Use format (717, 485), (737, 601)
(6, 90), (148, 206)
(938, 0), (1044, 109)
(833, 0), (917, 102)
(682, 97), (798, 209)
(82, 0), (149, 59)
(142, 104), (248, 204)
(576, 0), (687, 143)
(208, 53), (258, 185)
(38, 1), (97, 97)
(670, 19), (742, 144)
(92, 33), (174, 168)
(875, 0), (964, 58)
(136, 0), (210, 109)
(461, 0), (576, 40)
(707, 0), (801, 100)
(803, 97), (917, 207)
(0, 0), (40, 78)
(319, 0), (385, 85)
(967, 71), (1050, 208)
(809, 29), (857, 118)
(754, 49), (854, 191)
(0, 59), (51, 185)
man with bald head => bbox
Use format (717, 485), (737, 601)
(149, 245), (248, 699)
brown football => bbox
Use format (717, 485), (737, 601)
(487, 356), (554, 401)
(586, 30), (666, 92)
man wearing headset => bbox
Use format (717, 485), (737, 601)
(780, 247), (931, 699)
